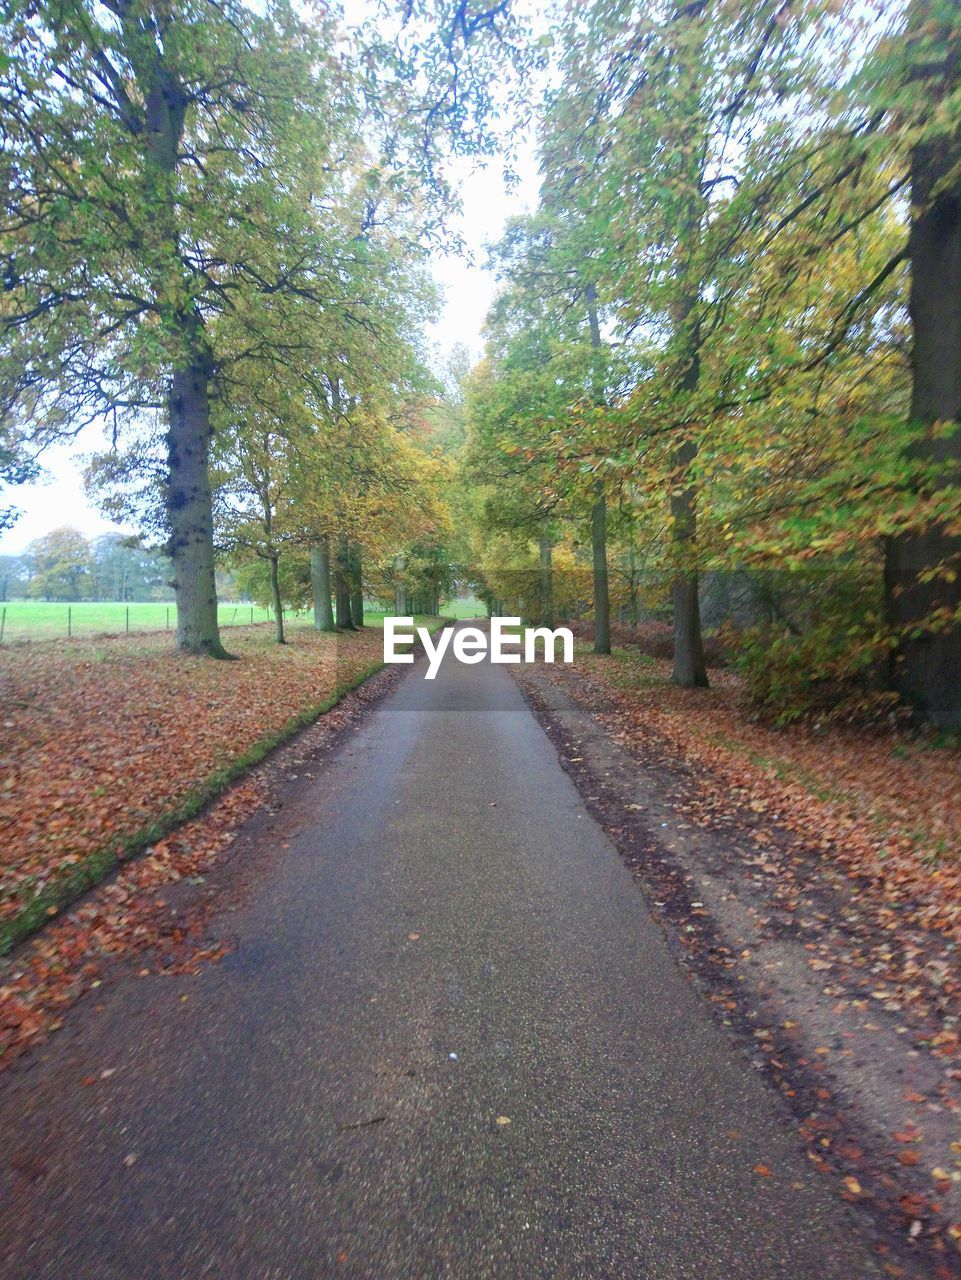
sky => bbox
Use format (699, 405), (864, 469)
(0, 146), (539, 556)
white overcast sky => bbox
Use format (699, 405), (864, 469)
(0, 144), (539, 554)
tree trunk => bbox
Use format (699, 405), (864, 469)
(393, 555), (407, 615)
(310, 537), (335, 632)
(349, 541), (364, 628)
(628, 536), (640, 627)
(663, 7), (710, 689)
(539, 532), (554, 627)
(672, 576), (708, 687)
(669, 299), (709, 687)
(166, 349), (227, 657)
(585, 284), (611, 656)
(591, 487), (611, 655)
(884, 78), (961, 726)
(268, 553), (285, 644)
(670, 434), (709, 687)
(335, 534), (355, 630)
(137, 46), (224, 657)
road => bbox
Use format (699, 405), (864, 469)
(0, 628), (881, 1278)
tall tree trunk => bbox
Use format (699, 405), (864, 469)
(591, 486), (611, 655)
(335, 534), (355, 630)
(585, 283), (611, 656)
(884, 53), (961, 726)
(538, 531), (554, 627)
(268, 553), (285, 644)
(310, 537), (335, 632)
(628, 535), (640, 627)
(349, 541), (364, 628)
(394, 555), (407, 615)
(138, 46), (224, 657)
(669, 302), (709, 688)
(671, 436), (709, 687)
(166, 348), (227, 657)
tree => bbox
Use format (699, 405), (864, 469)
(218, 416), (299, 646)
(545, 0), (801, 684)
(0, 1), (356, 654)
(26, 527), (91, 601)
(0, 553), (28, 601)
(90, 533), (173, 601)
(464, 209), (624, 647)
(1, 0), (530, 657)
(881, 0), (961, 727)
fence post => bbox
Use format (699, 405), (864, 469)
(68, 606), (71, 639)
(0, 605), (6, 642)
(126, 606), (129, 635)
(166, 606), (170, 631)
(250, 606), (254, 624)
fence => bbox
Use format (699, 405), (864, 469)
(0, 602), (281, 643)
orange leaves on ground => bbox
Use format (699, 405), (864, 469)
(0, 625), (386, 1066)
(0, 776), (263, 1064)
(0, 627), (382, 928)
(561, 650), (961, 969)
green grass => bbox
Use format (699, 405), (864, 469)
(0, 600), (275, 641)
(439, 596), (486, 620)
(0, 601), (459, 643)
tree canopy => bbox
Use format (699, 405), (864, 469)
(2, 0), (959, 727)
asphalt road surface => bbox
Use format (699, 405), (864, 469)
(0, 628), (882, 1279)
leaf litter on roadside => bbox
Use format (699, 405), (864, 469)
(0, 626), (389, 1066)
(518, 652), (961, 1275)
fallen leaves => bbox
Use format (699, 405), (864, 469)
(0, 626), (392, 1067)
(516, 651), (961, 1275)
(0, 626), (383, 942)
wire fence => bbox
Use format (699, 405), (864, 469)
(0, 602), (280, 643)
(0, 596), (482, 644)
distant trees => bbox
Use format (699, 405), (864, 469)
(89, 534), (173, 603)
(24, 529), (91, 602)
(26, 529), (89, 601)
(460, 209), (626, 648)
(4, 528), (173, 602)
(0, 554), (27, 602)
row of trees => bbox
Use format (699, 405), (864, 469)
(0, 529), (172, 603)
(1, 0), (528, 655)
(461, 0), (961, 729)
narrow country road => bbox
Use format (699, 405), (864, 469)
(0, 627), (882, 1279)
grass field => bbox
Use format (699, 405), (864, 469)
(0, 600), (273, 641)
(0, 598), (482, 642)
(440, 596), (486, 619)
